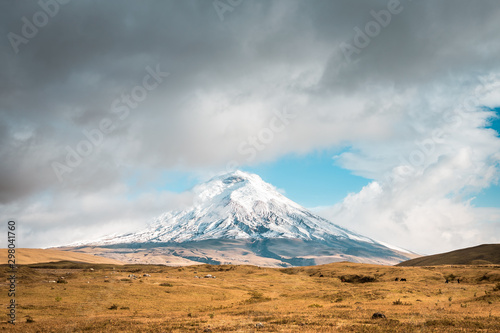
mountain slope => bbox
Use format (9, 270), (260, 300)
(88, 171), (396, 246)
(66, 171), (416, 266)
(397, 244), (500, 266)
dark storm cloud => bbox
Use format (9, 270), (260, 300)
(1, 0), (499, 197)
(1, 0), (500, 248)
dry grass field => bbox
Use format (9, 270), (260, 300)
(1, 261), (499, 332)
(0, 249), (124, 266)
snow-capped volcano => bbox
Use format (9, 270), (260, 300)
(67, 171), (416, 266)
(91, 170), (377, 245)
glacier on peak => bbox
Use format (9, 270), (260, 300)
(84, 170), (386, 247)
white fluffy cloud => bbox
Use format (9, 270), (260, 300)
(316, 77), (500, 254)
(2, 185), (195, 248)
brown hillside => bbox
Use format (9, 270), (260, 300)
(0, 248), (124, 265)
(397, 244), (500, 266)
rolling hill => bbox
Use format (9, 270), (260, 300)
(397, 244), (500, 266)
(0, 248), (124, 265)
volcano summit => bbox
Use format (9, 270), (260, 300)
(62, 171), (416, 266)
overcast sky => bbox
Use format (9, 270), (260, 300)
(1, 0), (500, 254)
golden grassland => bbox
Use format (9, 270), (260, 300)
(0, 248), (124, 265)
(0, 261), (499, 332)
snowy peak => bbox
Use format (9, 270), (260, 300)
(69, 170), (416, 266)
(89, 170), (377, 246)
(194, 170), (290, 208)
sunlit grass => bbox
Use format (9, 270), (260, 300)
(0, 262), (499, 332)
